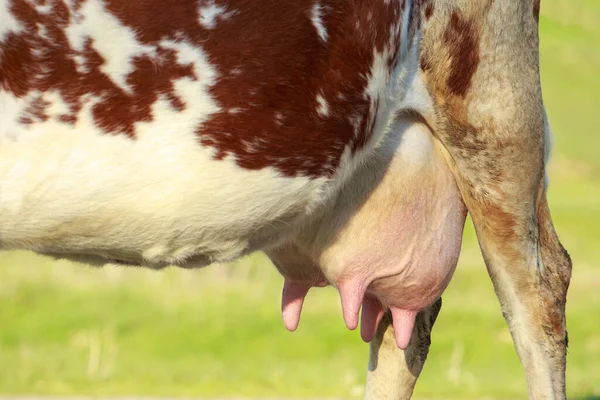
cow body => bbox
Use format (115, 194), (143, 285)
(0, 0), (423, 265)
(0, 1), (572, 399)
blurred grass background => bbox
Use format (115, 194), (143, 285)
(1, 1), (599, 398)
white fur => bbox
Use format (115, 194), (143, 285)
(311, 2), (328, 42)
(65, 0), (156, 92)
(0, 91), (35, 143)
(316, 93), (329, 117)
(0, 0), (22, 43)
(198, 1), (235, 29)
(398, 42), (436, 118)
(42, 90), (72, 118)
(31, 0), (53, 15)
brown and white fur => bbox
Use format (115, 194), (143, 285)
(0, 0), (571, 398)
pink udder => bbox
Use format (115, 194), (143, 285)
(276, 121), (467, 349)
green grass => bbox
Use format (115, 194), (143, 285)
(1, 2), (599, 399)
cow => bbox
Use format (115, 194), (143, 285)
(0, 0), (571, 398)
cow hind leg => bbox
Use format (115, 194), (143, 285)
(365, 298), (442, 400)
(419, 2), (571, 397)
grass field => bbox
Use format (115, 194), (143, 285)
(1, 1), (599, 399)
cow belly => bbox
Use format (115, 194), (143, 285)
(275, 118), (467, 348)
(0, 120), (327, 267)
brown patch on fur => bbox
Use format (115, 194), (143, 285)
(481, 201), (517, 241)
(424, 3), (434, 20)
(0, 33), (36, 97)
(19, 95), (50, 125)
(190, 0), (404, 177)
(443, 11), (480, 98)
(419, 53), (431, 71)
(5, 1), (194, 136)
(533, 0), (541, 23)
